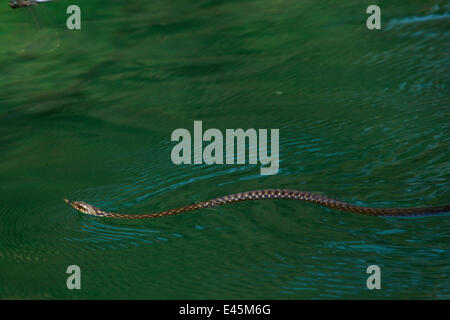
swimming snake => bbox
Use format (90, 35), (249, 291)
(65, 189), (450, 219)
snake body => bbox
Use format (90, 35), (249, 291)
(65, 189), (450, 219)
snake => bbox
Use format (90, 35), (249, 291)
(64, 189), (450, 219)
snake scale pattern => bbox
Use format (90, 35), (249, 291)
(65, 189), (450, 219)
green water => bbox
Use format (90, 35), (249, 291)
(0, 0), (449, 299)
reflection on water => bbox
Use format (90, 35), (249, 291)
(4, 4), (60, 56)
(65, 218), (191, 250)
(0, 0), (448, 299)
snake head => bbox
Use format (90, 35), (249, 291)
(65, 199), (98, 215)
(8, 1), (20, 8)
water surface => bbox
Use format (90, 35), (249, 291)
(0, 0), (449, 299)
